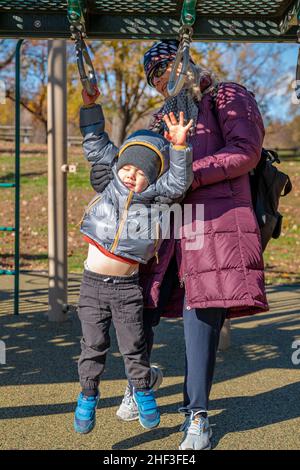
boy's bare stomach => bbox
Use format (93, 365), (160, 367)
(85, 244), (139, 276)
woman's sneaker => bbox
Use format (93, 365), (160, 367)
(116, 366), (163, 421)
(116, 384), (139, 421)
(133, 389), (160, 429)
(179, 411), (212, 450)
(74, 392), (99, 434)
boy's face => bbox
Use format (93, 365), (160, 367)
(117, 164), (149, 193)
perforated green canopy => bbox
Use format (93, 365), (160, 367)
(0, 0), (299, 42)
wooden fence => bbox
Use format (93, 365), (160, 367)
(0, 125), (33, 144)
(0, 126), (83, 147)
(274, 148), (300, 160)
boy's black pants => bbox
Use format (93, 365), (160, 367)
(77, 269), (151, 394)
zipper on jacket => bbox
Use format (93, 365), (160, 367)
(154, 222), (161, 264)
(180, 273), (187, 288)
(111, 191), (134, 253)
(180, 274), (191, 310)
(77, 194), (102, 227)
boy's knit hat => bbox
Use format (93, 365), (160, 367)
(116, 144), (162, 185)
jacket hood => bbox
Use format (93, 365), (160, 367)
(118, 129), (170, 178)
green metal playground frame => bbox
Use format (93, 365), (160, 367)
(0, 1), (299, 315)
(0, 39), (22, 315)
(0, 1), (299, 42)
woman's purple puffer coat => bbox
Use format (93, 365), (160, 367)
(140, 81), (269, 319)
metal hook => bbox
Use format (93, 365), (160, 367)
(68, 0), (97, 97)
(167, 26), (193, 97)
(74, 33), (97, 96)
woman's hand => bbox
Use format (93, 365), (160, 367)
(163, 111), (193, 146)
(90, 163), (114, 193)
(82, 86), (101, 106)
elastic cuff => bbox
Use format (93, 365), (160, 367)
(172, 144), (188, 150)
(82, 388), (98, 397)
(130, 374), (151, 390)
(80, 104), (104, 127)
(80, 379), (99, 393)
(82, 103), (97, 109)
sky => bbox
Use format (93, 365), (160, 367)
(256, 44), (299, 121)
(1, 39), (299, 122)
(216, 42), (300, 122)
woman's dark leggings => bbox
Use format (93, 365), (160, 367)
(182, 306), (226, 412)
(142, 257), (226, 412)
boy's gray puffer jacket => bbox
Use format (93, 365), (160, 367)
(79, 103), (193, 264)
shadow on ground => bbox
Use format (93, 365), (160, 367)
(0, 275), (300, 449)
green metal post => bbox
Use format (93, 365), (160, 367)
(14, 39), (23, 316)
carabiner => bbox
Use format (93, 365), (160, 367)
(167, 26), (193, 97)
(75, 34), (97, 96)
(68, 0), (97, 97)
(167, 0), (196, 97)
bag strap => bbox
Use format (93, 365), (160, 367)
(282, 176), (293, 197)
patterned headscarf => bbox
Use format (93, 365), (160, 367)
(144, 39), (180, 87)
(144, 40), (218, 137)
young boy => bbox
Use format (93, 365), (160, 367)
(74, 87), (194, 434)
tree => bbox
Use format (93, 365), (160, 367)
(288, 115), (300, 145)
(264, 114), (300, 149)
(68, 40), (227, 146)
(218, 43), (290, 123)
(1, 39), (293, 146)
(0, 40), (48, 140)
(0, 40), (16, 70)
(0, 40), (18, 125)
(5, 40), (48, 140)
(68, 40), (165, 146)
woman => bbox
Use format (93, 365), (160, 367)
(90, 40), (269, 450)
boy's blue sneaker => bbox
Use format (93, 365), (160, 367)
(133, 389), (160, 430)
(74, 392), (99, 434)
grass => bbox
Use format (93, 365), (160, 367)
(0, 144), (299, 285)
(0, 147), (91, 274)
(262, 159), (300, 284)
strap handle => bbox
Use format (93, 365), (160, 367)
(167, 26), (193, 97)
(282, 176), (293, 197)
(68, 0), (86, 33)
(181, 0), (197, 26)
(68, 0), (98, 96)
(167, 0), (197, 97)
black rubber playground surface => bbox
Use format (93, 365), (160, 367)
(0, 273), (300, 450)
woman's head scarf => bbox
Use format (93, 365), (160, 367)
(144, 40), (218, 136)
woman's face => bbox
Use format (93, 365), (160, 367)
(151, 63), (174, 98)
(151, 61), (182, 98)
